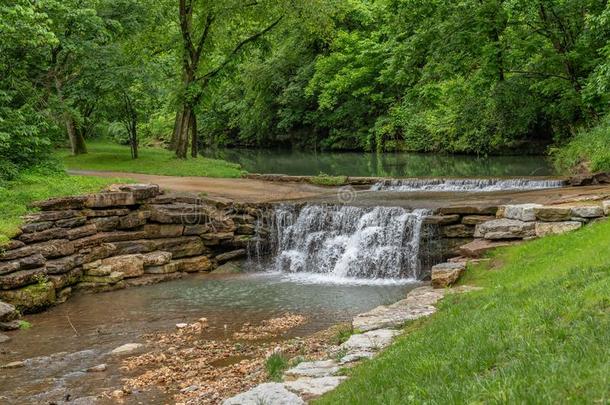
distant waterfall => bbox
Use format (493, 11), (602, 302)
(370, 178), (566, 192)
(268, 205), (430, 280)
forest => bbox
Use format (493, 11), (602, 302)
(2, 0), (610, 179)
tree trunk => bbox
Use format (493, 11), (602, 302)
(55, 77), (87, 155)
(175, 104), (192, 159)
(170, 108), (184, 151)
(190, 113), (198, 158)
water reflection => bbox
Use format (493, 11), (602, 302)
(202, 148), (556, 177)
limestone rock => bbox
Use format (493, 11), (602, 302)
(603, 200), (610, 216)
(474, 219), (535, 239)
(0, 268), (47, 289)
(535, 221), (582, 237)
(56, 216), (87, 228)
(118, 211), (150, 229)
(183, 224), (211, 236)
(123, 273), (183, 287)
(85, 265), (112, 276)
(1, 361), (25, 369)
(201, 232), (234, 246)
(340, 329), (400, 353)
(441, 224), (474, 238)
(88, 216), (120, 232)
(18, 228), (68, 244)
(81, 271), (124, 284)
(0, 281), (56, 313)
(83, 208), (131, 218)
(284, 360), (340, 380)
(339, 351), (374, 364)
(502, 204), (542, 222)
(46, 255), (80, 275)
(0, 333), (10, 343)
(31, 239), (75, 259)
(0, 301), (18, 322)
(24, 210), (80, 223)
(431, 262), (466, 288)
(142, 224), (184, 239)
(0, 320), (20, 331)
(110, 343), (143, 355)
(111, 239), (156, 255)
(142, 251), (172, 266)
(0, 262), (19, 276)
(82, 260), (102, 271)
(284, 376), (347, 398)
(438, 205), (497, 215)
(461, 215), (495, 225)
(0, 245), (35, 261)
(32, 196), (87, 211)
(223, 383), (305, 405)
(216, 249), (246, 264)
(144, 262), (179, 274)
(423, 214), (460, 225)
(86, 363), (107, 372)
(173, 256), (214, 273)
(104, 184), (160, 200)
(571, 206), (604, 218)
(48, 268), (83, 290)
(236, 224), (256, 235)
(150, 237), (206, 258)
(534, 207), (572, 222)
(85, 192), (136, 208)
(67, 225), (97, 240)
(212, 261), (242, 274)
(101, 254), (144, 278)
(56, 286), (72, 304)
(20, 221), (54, 234)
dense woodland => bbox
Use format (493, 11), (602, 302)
(1, 0), (610, 178)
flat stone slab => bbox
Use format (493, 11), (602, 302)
(431, 262), (466, 288)
(222, 383), (305, 405)
(353, 286), (445, 331)
(109, 343), (143, 355)
(284, 360), (340, 380)
(340, 329), (400, 352)
(284, 376), (347, 398)
(339, 350), (374, 364)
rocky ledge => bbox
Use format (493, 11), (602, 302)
(0, 184), (271, 315)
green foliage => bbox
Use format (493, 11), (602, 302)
(56, 140), (243, 178)
(552, 115), (610, 173)
(18, 320), (32, 330)
(265, 352), (289, 382)
(317, 219), (610, 404)
(310, 173), (348, 186)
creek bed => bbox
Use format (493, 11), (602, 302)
(0, 271), (418, 403)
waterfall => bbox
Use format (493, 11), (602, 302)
(267, 205), (430, 280)
(371, 178), (566, 192)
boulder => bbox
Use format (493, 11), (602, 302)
(0, 301), (18, 322)
(0, 268), (47, 289)
(101, 254), (144, 278)
(142, 251), (173, 266)
(216, 249), (246, 264)
(502, 204), (542, 222)
(223, 383), (305, 405)
(571, 206), (604, 218)
(74, 280), (126, 293)
(85, 192), (136, 208)
(461, 215), (495, 225)
(0, 321), (20, 331)
(212, 261), (242, 274)
(535, 221), (582, 237)
(0, 281), (56, 313)
(142, 224), (184, 239)
(431, 262), (466, 288)
(534, 207), (572, 222)
(32, 196), (87, 211)
(173, 255), (214, 273)
(474, 219), (535, 239)
(441, 224), (474, 238)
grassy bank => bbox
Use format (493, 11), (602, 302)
(552, 117), (610, 174)
(318, 220), (610, 404)
(56, 141), (243, 178)
(0, 166), (125, 244)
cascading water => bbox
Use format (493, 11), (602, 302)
(371, 178), (566, 192)
(267, 205), (431, 280)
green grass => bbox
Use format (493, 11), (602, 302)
(265, 352), (289, 382)
(552, 116), (610, 174)
(310, 173), (348, 186)
(317, 220), (610, 404)
(0, 166), (124, 244)
(55, 140), (243, 178)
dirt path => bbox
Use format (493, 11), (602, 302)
(68, 170), (335, 203)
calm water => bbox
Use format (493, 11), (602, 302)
(203, 148), (556, 177)
(0, 271), (416, 403)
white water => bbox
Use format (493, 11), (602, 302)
(269, 205), (430, 280)
(371, 178), (565, 192)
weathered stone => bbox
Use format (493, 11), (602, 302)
(149, 203), (210, 224)
(438, 205), (497, 215)
(74, 281), (126, 293)
(0, 333), (10, 343)
(0, 245), (35, 261)
(111, 239), (156, 255)
(212, 261), (242, 274)
(85, 265), (113, 276)
(101, 254), (144, 278)
(340, 329), (400, 352)
(80, 243), (117, 263)
(0, 262), (20, 275)
(118, 211), (150, 229)
(441, 224), (474, 238)
(284, 376), (347, 398)
(56, 286), (72, 304)
(230, 235), (255, 248)
(48, 268), (83, 290)
(32, 196), (87, 211)
(230, 214), (255, 225)
(571, 206), (604, 218)
(0, 320), (21, 331)
(201, 232), (234, 246)
(0, 281), (56, 313)
(502, 204), (542, 222)
(474, 219), (535, 239)
(144, 262), (179, 274)
(284, 360), (340, 380)
(122, 272), (183, 287)
(20, 221), (54, 234)
(458, 239), (519, 257)
(223, 383), (305, 405)
(535, 221), (582, 237)
(56, 216), (87, 228)
(83, 208), (131, 218)
(81, 271), (124, 284)
(31, 239), (76, 259)
(1, 361), (25, 369)
(12, 253), (46, 271)
(85, 192), (136, 208)
(173, 255), (214, 273)
(88, 216), (120, 231)
(2, 240), (25, 250)
(143, 251), (173, 266)
(142, 224), (184, 238)
(0, 268), (47, 289)
(431, 262), (466, 288)
(110, 343), (143, 355)
(0, 301), (18, 322)
(151, 237), (206, 258)
(216, 249), (246, 263)
(74, 231), (148, 249)
(603, 200), (610, 216)
(104, 183), (160, 200)
(67, 225), (98, 240)
(183, 224), (211, 235)
(201, 195), (233, 208)
(235, 224), (256, 235)
(86, 363), (107, 372)
(24, 210), (79, 222)
(46, 255), (80, 275)
(82, 259), (102, 270)
(339, 351), (374, 364)
(423, 214), (460, 225)
(534, 206), (572, 222)
(18, 228), (68, 244)
(461, 215), (495, 225)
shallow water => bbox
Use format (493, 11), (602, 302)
(0, 271), (417, 404)
(202, 148), (556, 177)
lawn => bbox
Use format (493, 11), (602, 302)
(56, 141), (243, 178)
(0, 166), (126, 245)
(317, 220), (610, 404)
